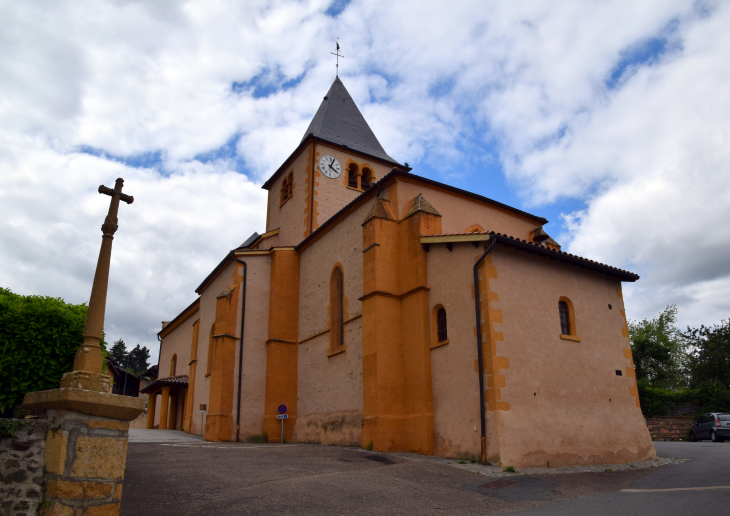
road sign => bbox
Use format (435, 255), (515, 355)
(276, 414), (288, 420)
(277, 404), (288, 414)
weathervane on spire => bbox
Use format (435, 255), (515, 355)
(331, 38), (344, 77)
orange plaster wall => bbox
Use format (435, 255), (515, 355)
(159, 314), (194, 379)
(488, 246), (654, 467)
(294, 199), (373, 446)
(266, 145), (312, 244)
(190, 261), (238, 437)
(426, 245), (481, 459)
(395, 180), (540, 240)
(154, 312), (196, 428)
(234, 255), (272, 440)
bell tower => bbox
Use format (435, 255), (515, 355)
(258, 77), (407, 248)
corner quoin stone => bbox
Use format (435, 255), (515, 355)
(45, 430), (68, 474)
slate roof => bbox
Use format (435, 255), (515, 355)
(301, 77), (400, 165)
(140, 374), (189, 394)
(422, 230), (640, 282)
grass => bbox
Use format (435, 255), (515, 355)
(470, 455), (477, 464)
(363, 440), (373, 451)
(503, 466), (516, 473)
(245, 433), (268, 443)
(458, 460), (467, 464)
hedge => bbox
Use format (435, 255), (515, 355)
(0, 288), (106, 416)
(638, 380), (730, 417)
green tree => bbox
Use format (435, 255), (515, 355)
(0, 288), (106, 416)
(127, 344), (150, 374)
(108, 338), (128, 365)
(628, 305), (687, 390)
(684, 319), (730, 389)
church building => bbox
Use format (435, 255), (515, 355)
(141, 76), (655, 467)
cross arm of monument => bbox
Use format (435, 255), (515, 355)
(98, 184), (134, 204)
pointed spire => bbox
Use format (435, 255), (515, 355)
(362, 197), (395, 225)
(302, 77), (400, 165)
(405, 193), (441, 219)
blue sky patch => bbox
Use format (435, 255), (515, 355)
(193, 134), (246, 172)
(77, 146), (164, 170)
(232, 70), (305, 99)
(429, 76), (456, 98)
(606, 20), (680, 89)
(325, 0), (351, 17)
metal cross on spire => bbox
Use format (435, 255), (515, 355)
(331, 38), (344, 77)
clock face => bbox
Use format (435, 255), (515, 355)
(318, 155), (342, 179)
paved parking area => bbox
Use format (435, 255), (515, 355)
(121, 434), (705, 516)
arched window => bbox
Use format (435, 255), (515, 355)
(437, 308), (448, 343)
(170, 354), (177, 376)
(348, 163), (359, 189)
(558, 296), (578, 339)
(558, 301), (570, 335)
(330, 267), (344, 351)
(361, 168), (373, 189)
(206, 323), (215, 376)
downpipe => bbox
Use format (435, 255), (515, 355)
(474, 234), (497, 464)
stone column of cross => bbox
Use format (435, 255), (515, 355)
(61, 178), (134, 392)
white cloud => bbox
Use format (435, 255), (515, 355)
(1, 0), (728, 359)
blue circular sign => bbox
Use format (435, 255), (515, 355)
(277, 404), (288, 415)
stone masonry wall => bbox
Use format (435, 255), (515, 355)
(43, 409), (130, 516)
(645, 416), (695, 441)
(0, 419), (48, 516)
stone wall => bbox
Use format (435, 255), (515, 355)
(43, 409), (130, 516)
(0, 419), (48, 516)
(645, 416), (695, 441)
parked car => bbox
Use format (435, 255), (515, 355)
(690, 413), (730, 442)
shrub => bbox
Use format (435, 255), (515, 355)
(638, 380), (730, 416)
(0, 288), (106, 416)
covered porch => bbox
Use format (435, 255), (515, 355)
(140, 375), (189, 430)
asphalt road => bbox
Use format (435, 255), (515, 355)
(121, 437), (729, 516)
(512, 442), (730, 516)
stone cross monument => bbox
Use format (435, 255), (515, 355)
(61, 178), (134, 392)
(24, 178), (145, 516)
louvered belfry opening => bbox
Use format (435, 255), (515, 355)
(437, 307), (447, 342)
(361, 168), (373, 189)
(559, 301), (570, 335)
(348, 164), (359, 188)
(331, 267), (344, 349)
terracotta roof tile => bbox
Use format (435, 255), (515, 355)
(423, 230), (639, 281)
(140, 374), (189, 393)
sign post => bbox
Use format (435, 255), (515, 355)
(199, 404), (207, 439)
(276, 404), (288, 443)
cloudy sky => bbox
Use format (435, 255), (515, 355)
(2, 0), (728, 360)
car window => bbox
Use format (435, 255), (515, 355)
(719, 415), (730, 421)
(700, 415), (707, 423)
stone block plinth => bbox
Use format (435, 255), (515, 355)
(23, 388), (144, 516)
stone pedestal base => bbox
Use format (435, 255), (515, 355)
(23, 388), (144, 516)
(59, 370), (111, 393)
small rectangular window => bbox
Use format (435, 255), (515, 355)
(615, 369), (622, 376)
(437, 308), (447, 342)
